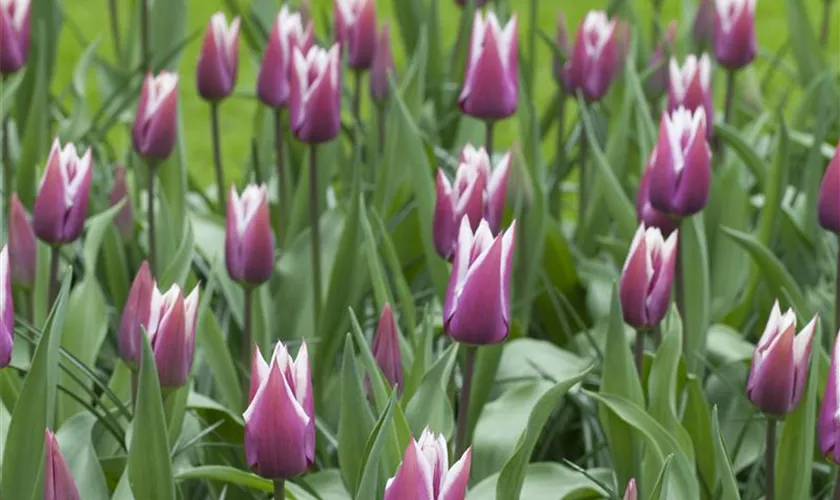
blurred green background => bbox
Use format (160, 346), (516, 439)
(56, 0), (837, 187)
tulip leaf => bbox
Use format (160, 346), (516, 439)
(464, 343), (504, 450)
(711, 406), (742, 500)
(370, 210), (417, 336)
(360, 200), (392, 312)
(682, 376), (717, 497)
(389, 0), (424, 66)
(679, 214), (711, 374)
(159, 218), (194, 289)
(467, 463), (611, 500)
(15, 22), (50, 207)
(55, 413), (109, 500)
(647, 455), (674, 500)
(196, 282), (243, 411)
(714, 123), (766, 185)
(784, 0), (823, 85)
(338, 335), (376, 495)
(175, 465), (272, 493)
(405, 343), (459, 438)
(355, 395), (398, 500)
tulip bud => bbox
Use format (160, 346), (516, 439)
(648, 107), (711, 217)
(818, 142), (840, 233)
(197, 12), (241, 101)
(9, 194), (37, 289)
(747, 302), (817, 416)
(289, 45), (342, 144)
(636, 156), (678, 236)
(370, 23), (395, 105)
(713, 0), (757, 70)
(459, 12), (518, 121)
(820, 331), (840, 463)
(43, 429), (81, 500)
(110, 166), (134, 242)
(623, 479), (637, 500)
(257, 7), (313, 109)
(148, 285), (199, 389)
(118, 262), (154, 367)
(132, 72), (179, 160)
(33, 139), (93, 245)
(693, 0), (714, 49)
(226, 184), (275, 285)
(551, 13), (570, 87)
(334, 0), (377, 70)
(0, 246), (13, 368)
(444, 218), (515, 345)
(384, 428), (471, 500)
(371, 303), (403, 390)
(563, 11), (621, 102)
(645, 20), (677, 100)
(619, 224), (678, 330)
(668, 54), (714, 136)
(244, 341), (315, 479)
(454, 0), (488, 6)
(0, 0), (30, 75)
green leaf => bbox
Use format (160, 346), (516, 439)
(405, 343), (459, 437)
(784, 0), (823, 85)
(15, 22), (50, 207)
(679, 215), (710, 374)
(648, 455), (675, 500)
(175, 465), (271, 492)
(682, 377), (717, 497)
(389, 0), (425, 71)
(338, 335), (376, 494)
(159, 219), (194, 289)
(150, 0), (187, 70)
(465, 344), (504, 448)
(467, 463), (611, 500)
(360, 200), (392, 312)
(713, 123), (766, 185)
(355, 396), (398, 500)
(370, 210), (417, 335)
(711, 407), (741, 500)
(55, 413), (109, 500)
(196, 283), (243, 411)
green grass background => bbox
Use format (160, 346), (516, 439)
(56, 0), (836, 187)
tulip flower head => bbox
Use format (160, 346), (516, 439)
(226, 184), (275, 286)
(818, 143), (840, 233)
(444, 218), (515, 345)
(43, 429), (80, 500)
(384, 428), (472, 500)
(819, 331), (840, 463)
(619, 224), (678, 330)
(370, 303), (403, 390)
(459, 12), (518, 121)
(713, 0), (757, 70)
(289, 45), (342, 144)
(746, 302), (817, 416)
(563, 11), (621, 102)
(244, 341), (315, 479)
(636, 156), (678, 236)
(454, 0), (488, 6)
(646, 21), (677, 100)
(9, 194), (37, 289)
(133, 72), (179, 160)
(257, 7), (313, 109)
(334, 0), (377, 70)
(0, 0), (30, 75)
(0, 246), (12, 368)
(693, 0), (714, 49)
(668, 54), (714, 135)
(119, 262), (154, 368)
(623, 479), (637, 500)
(33, 139), (93, 245)
(370, 23), (395, 104)
(109, 166), (134, 242)
(197, 12), (240, 101)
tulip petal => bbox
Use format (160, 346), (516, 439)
(433, 171), (456, 259)
(819, 145), (840, 233)
(0, 246), (12, 368)
(619, 226), (651, 329)
(747, 322), (796, 415)
(819, 332), (840, 461)
(152, 290), (189, 388)
(118, 261), (154, 366)
(790, 316), (817, 407)
(9, 193), (37, 288)
(458, 14), (517, 120)
(32, 140), (68, 244)
(44, 429), (81, 500)
(486, 153), (511, 233)
(383, 440), (435, 500)
(439, 448), (472, 500)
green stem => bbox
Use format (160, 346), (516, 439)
(147, 160), (157, 274)
(485, 120), (495, 159)
(723, 70), (737, 126)
(676, 222), (685, 320)
(242, 287), (253, 396)
(578, 131), (589, 224)
(552, 90), (567, 214)
(834, 470), (840, 500)
(377, 104), (386, 157)
(634, 329), (645, 376)
(765, 418), (777, 500)
(309, 145), (322, 330)
(274, 108), (287, 244)
(455, 345), (477, 456)
(210, 102), (225, 213)
(353, 70), (363, 130)
(820, 1), (833, 47)
(109, 0), (123, 61)
(48, 246), (60, 310)
(140, 0), (150, 70)
(130, 369), (139, 412)
(273, 478), (286, 499)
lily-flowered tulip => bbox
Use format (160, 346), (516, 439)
(819, 331), (840, 463)
(384, 428), (472, 500)
(197, 12), (240, 101)
(334, 0), (377, 70)
(648, 107), (711, 217)
(371, 303), (403, 390)
(289, 45), (342, 144)
(257, 7), (313, 109)
(459, 12), (518, 121)
(0, 246), (12, 368)
(645, 20), (677, 99)
(818, 142), (840, 233)
(109, 166), (134, 242)
(133, 72), (179, 159)
(444, 218), (515, 345)
(693, 0), (714, 48)
(747, 301), (817, 416)
(226, 184), (274, 285)
(563, 11), (621, 102)
(370, 23), (394, 104)
(33, 139), (93, 245)
(118, 261), (154, 367)
(44, 429), (80, 500)
(0, 0), (30, 75)
(636, 157), (678, 236)
(713, 0), (757, 70)
(551, 13), (570, 86)
(623, 479), (637, 500)
(619, 224), (678, 330)
(244, 341), (315, 479)
(434, 145), (511, 259)
(9, 194), (36, 289)
(668, 54), (714, 135)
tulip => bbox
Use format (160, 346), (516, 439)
(458, 12), (518, 121)
(289, 45), (342, 144)
(370, 23), (395, 105)
(746, 301), (817, 416)
(444, 217), (515, 345)
(226, 184), (275, 285)
(0, 246), (12, 368)
(551, 13), (570, 87)
(454, 0), (488, 6)
(562, 11), (621, 102)
(244, 341), (315, 479)
(434, 145), (511, 259)
(668, 54), (714, 135)
(9, 194), (36, 289)
(197, 12), (240, 101)
(384, 428), (472, 500)
(0, 0), (30, 75)
(636, 156), (678, 236)
(334, 0), (377, 70)
(713, 0), (757, 70)
(693, 0), (714, 49)
(819, 331), (840, 463)
(371, 303), (403, 390)
(818, 142), (840, 233)
(110, 166), (134, 242)
(648, 107), (711, 217)
(623, 479), (637, 500)
(118, 261), (154, 367)
(619, 224), (678, 330)
(32, 139), (93, 245)
(645, 20), (677, 99)
(257, 7), (313, 109)
(147, 284), (199, 389)
(43, 429), (80, 500)
(132, 72), (179, 160)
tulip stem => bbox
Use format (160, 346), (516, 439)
(48, 246), (60, 310)
(833, 470), (840, 500)
(147, 160), (157, 275)
(309, 145), (322, 329)
(274, 108), (287, 243)
(485, 120), (495, 159)
(242, 287), (253, 393)
(723, 70), (736, 127)
(552, 89), (567, 214)
(109, 0), (122, 61)
(140, 0), (150, 70)
(765, 418), (777, 500)
(210, 102), (226, 213)
(578, 132), (589, 224)
(377, 104), (386, 156)
(820, 1), (832, 47)
(634, 329), (645, 376)
(456, 345), (477, 456)
(273, 479), (285, 499)
(353, 70), (363, 130)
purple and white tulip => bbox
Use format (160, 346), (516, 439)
(619, 224), (678, 330)
(384, 428), (472, 500)
(459, 12), (518, 121)
(562, 11), (621, 102)
(9, 194), (36, 289)
(133, 72), (179, 160)
(32, 139), (93, 245)
(225, 184), (275, 286)
(257, 7), (313, 109)
(818, 142), (840, 233)
(713, 0), (757, 70)
(0, 0), (30, 75)
(668, 54), (714, 135)
(289, 45), (342, 144)
(43, 429), (81, 500)
(197, 12), (240, 101)
(334, 0), (377, 70)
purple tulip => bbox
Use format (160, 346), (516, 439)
(370, 23), (395, 104)
(109, 166), (134, 242)
(459, 12), (518, 121)
(132, 72), (179, 160)
(645, 20), (677, 99)
(713, 0), (757, 70)
(32, 139), (93, 245)
(384, 428), (472, 500)
(551, 13), (570, 87)
(244, 341), (315, 479)
(9, 193), (36, 289)
(819, 331), (840, 462)
(668, 54), (714, 136)
(818, 142), (840, 233)
(0, 0), (30, 75)
(693, 0), (714, 49)
(197, 12), (240, 101)
(289, 45), (342, 144)
(619, 224), (678, 330)
(434, 145), (511, 260)
(226, 184), (275, 285)
(43, 429), (80, 500)
(118, 262), (154, 368)
(623, 479), (637, 500)
(562, 11), (621, 102)
(747, 301), (817, 416)
(454, 0), (488, 6)
(636, 156), (678, 236)
(371, 303), (403, 390)
(334, 0), (377, 70)
(444, 217), (515, 345)
(257, 7), (313, 109)
(0, 246), (12, 368)
(648, 107), (711, 217)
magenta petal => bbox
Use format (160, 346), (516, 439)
(152, 292), (189, 388)
(636, 163), (678, 235)
(673, 127), (711, 215)
(433, 171), (456, 259)
(645, 233), (678, 326)
(241, 197), (275, 285)
(819, 334), (840, 461)
(623, 479), (638, 500)
(110, 166), (134, 241)
(61, 153), (93, 243)
(0, 8), (25, 74)
(819, 145), (840, 233)
(196, 15), (237, 101)
(485, 154), (511, 234)
(118, 261), (154, 366)
(619, 229), (650, 329)
(9, 193), (37, 288)
(144, 87), (178, 159)
(384, 440), (434, 500)
(347, 0), (376, 70)
(440, 448), (472, 500)
(44, 429), (81, 500)
(714, 4), (757, 69)
(0, 247), (12, 368)
(649, 118), (679, 214)
(32, 142), (68, 244)
(372, 303), (403, 389)
(459, 21), (517, 120)
(370, 23), (395, 103)
(747, 328), (796, 416)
